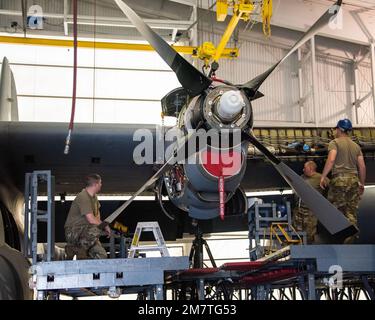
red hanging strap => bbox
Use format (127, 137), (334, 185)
(64, 0), (78, 155)
(219, 175), (225, 221)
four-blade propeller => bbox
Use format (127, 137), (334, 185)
(112, 0), (357, 238)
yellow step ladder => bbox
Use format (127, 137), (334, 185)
(128, 222), (170, 258)
(267, 223), (303, 254)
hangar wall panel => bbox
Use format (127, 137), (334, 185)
(315, 57), (354, 126)
(0, 32), (374, 126)
(356, 63), (375, 125)
(200, 32), (301, 123)
(0, 0), (63, 12)
(0, 43), (179, 125)
(301, 50), (315, 124)
(200, 31), (375, 127)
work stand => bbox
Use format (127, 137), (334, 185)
(24, 171), (189, 300)
(189, 225), (217, 269)
(24, 171), (55, 264)
(248, 201), (306, 260)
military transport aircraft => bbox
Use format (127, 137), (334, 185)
(104, 0), (356, 237)
(0, 0), (374, 299)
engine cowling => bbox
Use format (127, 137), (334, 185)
(161, 84), (252, 220)
(164, 143), (249, 219)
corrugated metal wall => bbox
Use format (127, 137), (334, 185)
(301, 49), (314, 124)
(357, 63), (375, 125)
(0, 0), (176, 40)
(315, 57), (353, 125)
(0, 0), (63, 12)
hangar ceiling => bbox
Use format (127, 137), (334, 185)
(0, 0), (374, 45)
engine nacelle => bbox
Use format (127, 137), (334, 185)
(164, 143), (249, 220)
(161, 84), (253, 220)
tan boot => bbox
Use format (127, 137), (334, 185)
(65, 245), (90, 260)
(65, 244), (77, 260)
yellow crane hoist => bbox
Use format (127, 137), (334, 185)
(193, 1), (273, 72)
(262, 0), (273, 38)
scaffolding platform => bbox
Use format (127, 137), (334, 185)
(165, 245), (375, 300)
(30, 256), (189, 300)
(29, 245), (375, 300)
(24, 172), (375, 300)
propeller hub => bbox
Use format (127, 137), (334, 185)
(201, 86), (252, 130)
(217, 90), (244, 121)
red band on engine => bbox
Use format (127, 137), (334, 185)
(201, 149), (242, 178)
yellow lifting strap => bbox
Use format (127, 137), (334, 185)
(262, 0), (273, 37)
(216, 0), (229, 22)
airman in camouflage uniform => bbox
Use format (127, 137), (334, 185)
(327, 175), (360, 227)
(293, 161), (328, 244)
(320, 119), (366, 243)
(65, 224), (107, 259)
(64, 174), (110, 259)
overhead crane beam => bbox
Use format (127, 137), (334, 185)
(0, 35), (237, 58)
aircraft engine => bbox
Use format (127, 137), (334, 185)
(161, 85), (252, 220)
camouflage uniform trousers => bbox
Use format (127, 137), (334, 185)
(328, 174), (360, 244)
(293, 206), (317, 244)
(65, 224), (107, 259)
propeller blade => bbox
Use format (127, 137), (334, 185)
(242, 130), (358, 239)
(105, 131), (198, 223)
(240, 0), (343, 97)
(114, 0), (212, 97)
(250, 91), (264, 101)
(104, 160), (172, 224)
